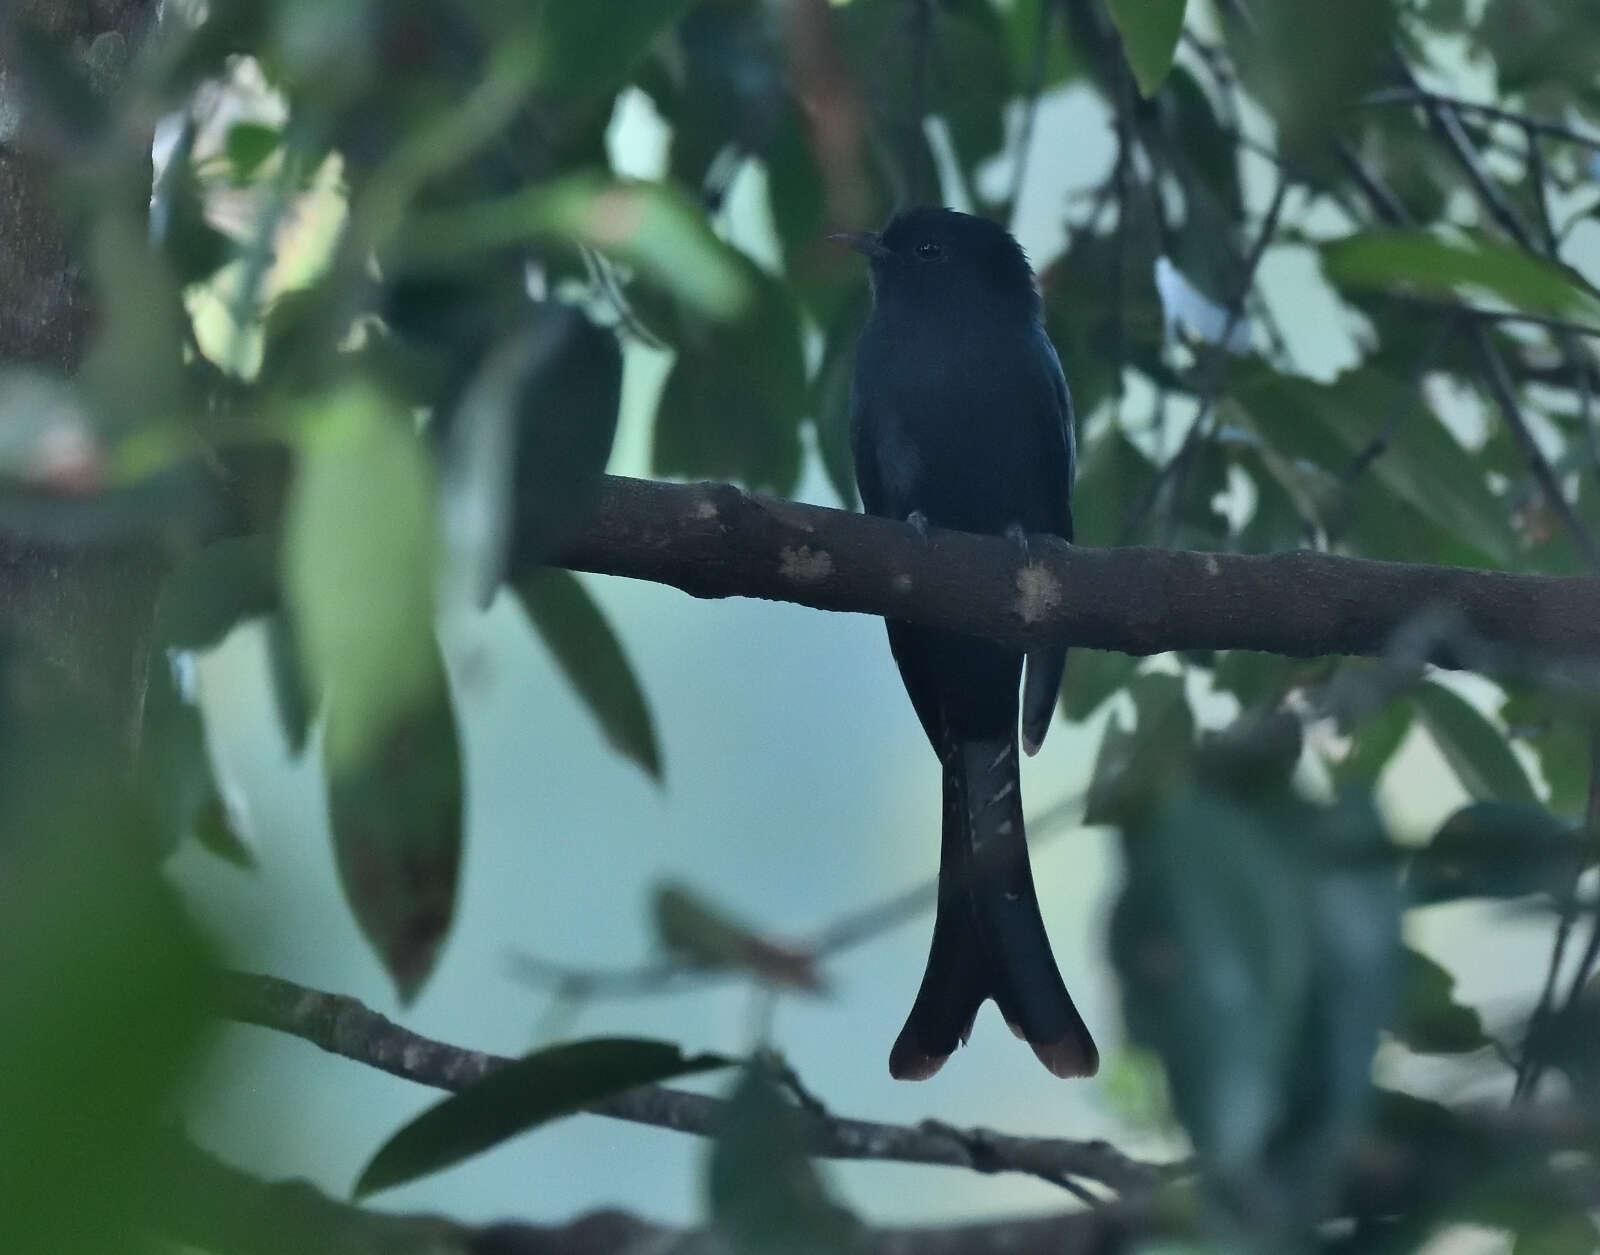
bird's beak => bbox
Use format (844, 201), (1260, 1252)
(828, 230), (891, 261)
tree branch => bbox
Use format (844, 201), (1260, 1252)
(547, 476), (1600, 667)
(219, 971), (1168, 1197)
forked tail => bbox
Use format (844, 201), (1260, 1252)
(889, 734), (1098, 1080)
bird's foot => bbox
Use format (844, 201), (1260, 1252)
(1004, 522), (1031, 563)
(907, 509), (931, 538)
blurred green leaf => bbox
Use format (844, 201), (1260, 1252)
(1106, 0), (1187, 97)
(514, 568), (661, 780)
(1230, 0), (1393, 156)
(1333, 692), (1415, 788)
(528, 0), (699, 97)
(1074, 427), (1160, 548)
(79, 212), (190, 431)
(357, 1038), (733, 1197)
(283, 383), (439, 769)
(1392, 945), (1487, 1054)
(709, 1059), (859, 1255)
(156, 536), (279, 651)
(653, 882), (823, 991)
(1112, 785), (1313, 1176)
(327, 669), (463, 1002)
(1503, 687), (1589, 816)
(1512, 1212), (1600, 1255)
(1325, 230), (1600, 327)
(0, 703), (215, 1251)
(402, 175), (755, 322)
(810, 287), (868, 512)
(264, 611), (314, 758)
(224, 120), (282, 179)
(1412, 682), (1539, 806)
(1230, 364), (1516, 567)
(1086, 672), (1194, 825)
(1409, 800), (1583, 905)
(654, 263), (807, 494)
(1060, 649), (1140, 722)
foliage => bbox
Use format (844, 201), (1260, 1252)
(5, 0), (1600, 1250)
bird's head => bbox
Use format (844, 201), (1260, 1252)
(832, 207), (1037, 317)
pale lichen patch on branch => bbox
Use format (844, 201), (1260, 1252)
(780, 545), (835, 584)
(1015, 564), (1063, 625)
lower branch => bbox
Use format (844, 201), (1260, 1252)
(550, 477), (1600, 665)
(220, 971), (1166, 1196)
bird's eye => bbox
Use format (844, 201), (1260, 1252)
(915, 240), (943, 260)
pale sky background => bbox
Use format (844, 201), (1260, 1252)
(168, 26), (1572, 1238)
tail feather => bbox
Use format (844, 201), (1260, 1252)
(889, 733), (1098, 1080)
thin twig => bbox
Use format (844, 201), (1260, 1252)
(1130, 171), (1290, 546)
(1361, 87), (1600, 153)
(1004, 0), (1053, 225)
(1515, 726), (1600, 1099)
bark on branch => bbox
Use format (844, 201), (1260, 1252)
(553, 477), (1600, 665)
(220, 972), (1166, 1197)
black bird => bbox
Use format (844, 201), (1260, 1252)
(838, 207), (1097, 1081)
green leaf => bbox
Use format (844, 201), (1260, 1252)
(708, 1059), (859, 1255)
(1105, 0), (1187, 97)
(327, 671), (463, 1002)
(1411, 682), (1539, 807)
(357, 1038), (732, 1197)
(1060, 649), (1140, 722)
(514, 569), (660, 780)
(1324, 230), (1600, 328)
(283, 383), (439, 769)
(156, 536), (279, 651)
(1111, 785), (1313, 1175)
(1229, 364), (1516, 567)
(653, 883), (823, 991)
(1335, 697), (1415, 787)
(528, 0), (698, 97)
(402, 175), (754, 323)
(264, 611), (313, 758)
(810, 288), (868, 512)
(1231, 0), (1393, 157)
(1409, 800), (1584, 905)
(224, 120), (281, 180)
(1392, 946), (1487, 1054)
(1086, 673), (1194, 826)
(1073, 427), (1160, 548)
(653, 263), (807, 495)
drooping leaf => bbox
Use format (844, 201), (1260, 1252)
(1333, 695), (1415, 788)
(653, 883), (823, 991)
(283, 383), (439, 769)
(810, 286), (868, 512)
(357, 1038), (733, 1197)
(1073, 427), (1160, 548)
(1230, 0), (1393, 157)
(514, 568), (660, 780)
(1060, 649), (1141, 722)
(326, 661), (462, 1002)
(1411, 682), (1539, 807)
(1392, 946), (1488, 1054)
(653, 262), (807, 495)
(708, 1059), (860, 1255)
(1408, 800), (1584, 905)
(264, 611), (314, 758)
(1086, 673), (1195, 826)
(1111, 785), (1313, 1177)
(1229, 364), (1517, 568)
(528, 0), (700, 97)
(156, 536), (280, 651)
(1325, 229), (1600, 328)
(401, 175), (754, 323)
(1105, 0), (1187, 98)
